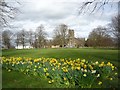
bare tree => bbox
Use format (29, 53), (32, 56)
(2, 30), (12, 49)
(107, 14), (120, 47)
(53, 24), (68, 47)
(87, 26), (114, 47)
(33, 32), (38, 48)
(75, 38), (85, 48)
(17, 29), (27, 49)
(35, 24), (47, 48)
(52, 34), (61, 46)
(109, 15), (120, 39)
(0, 30), (2, 49)
(15, 32), (20, 48)
(0, 0), (19, 28)
(27, 30), (34, 47)
(46, 39), (52, 48)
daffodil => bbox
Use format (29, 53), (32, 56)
(64, 77), (67, 81)
(111, 66), (115, 70)
(51, 80), (54, 82)
(83, 64), (87, 69)
(38, 66), (41, 68)
(63, 69), (68, 73)
(48, 80), (52, 84)
(115, 73), (118, 75)
(43, 68), (47, 72)
(84, 69), (87, 72)
(89, 65), (93, 70)
(98, 81), (102, 85)
(62, 67), (68, 73)
(83, 74), (87, 77)
(34, 59), (40, 62)
(99, 63), (104, 67)
(110, 78), (113, 80)
(81, 68), (84, 72)
(71, 66), (75, 70)
(107, 62), (111, 66)
(97, 74), (100, 77)
(81, 59), (85, 63)
(76, 67), (81, 70)
(8, 69), (11, 72)
(35, 65), (37, 68)
(46, 73), (49, 76)
(101, 61), (104, 63)
(91, 70), (96, 74)
(95, 61), (98, 64)
(52, 68), (55, 71)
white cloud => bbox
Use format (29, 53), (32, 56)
(9, 0), (118, 39)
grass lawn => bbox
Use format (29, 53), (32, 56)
(2, 48), (119, 88)
(2, 48), (119, 65)
(2, 68), (56, 88)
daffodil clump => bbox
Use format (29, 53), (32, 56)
(1, 57), (118, 88)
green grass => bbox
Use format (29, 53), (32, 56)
(2, 48), (119, 88)
(2, 68), (56, 88)
(2, 48), (119, 65)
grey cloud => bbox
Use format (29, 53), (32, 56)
(16, 9), (69, 21)
(11, 1), (117, 39)
(15, 1), (78, 22)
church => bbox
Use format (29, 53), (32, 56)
(51, 29), (85, 48)
(67, 29), (85, 48)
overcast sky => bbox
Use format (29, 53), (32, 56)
(8, 0), (118, 39)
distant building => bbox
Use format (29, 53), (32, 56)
(67, 29), (85, 48)
(51, 29), (85, 48)
(51, 45), (60, 48)
(67, 29), (75, 47)
(15, 43), (33, 49)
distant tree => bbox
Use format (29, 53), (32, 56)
(35, 24), (47, 48)
(46, 39), (52, 48)
(17, 29), (27, 49)
(75, 38), (85, 48)
(27, 30), (34, 47)
(53, 24), (68, 47)
(33, 32), (38, 48)
(52, 30), (62, 45)
(87, 26), (115, 47)
(15, 32), (21, 48)
(0, 31), (2, 48)
(108, 15), (120, 47)
(108, 15), (120, 38)
(2, 30), (12, 49)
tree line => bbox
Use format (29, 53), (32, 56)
(2, 24), (46, 49)
(86, 15), (120, 48)
(2, 14), (120, 49)
(2, 24), (72, 49)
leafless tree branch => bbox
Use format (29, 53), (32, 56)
(78, 0), (113, 15)
(0, 0), (20, 28)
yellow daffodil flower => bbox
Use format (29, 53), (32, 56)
(98, 81), (102, 85)
(83, 74), (87, 77)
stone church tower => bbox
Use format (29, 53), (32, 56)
(68, 29), (75, 47)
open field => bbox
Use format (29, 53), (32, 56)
(2, 48), (119, 88)
(2, 48), (119, 65)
